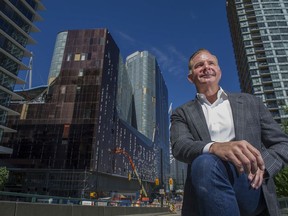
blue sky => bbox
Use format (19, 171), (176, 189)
(24, 0), (241, 109)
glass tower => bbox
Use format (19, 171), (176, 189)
(47, 31), (68, 85)
(126, 51), (157, 140)
(0, 0), (44, 151)
(125, 51), (170, 187)
(226, 0), (288, 123)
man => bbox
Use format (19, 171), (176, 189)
(170, 48), (288, 216)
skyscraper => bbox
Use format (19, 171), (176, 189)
(126, 51), (157, 140)
(226, 0), (288, 123)
(125, 51), (170, 188)
(0, 0), (44, 151)
(1, 29), (169, 198)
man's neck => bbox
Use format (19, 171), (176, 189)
(197, 86), (220, 104)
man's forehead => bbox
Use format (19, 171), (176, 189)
(194, 51), (213, 58)
(192, 51), (217, 62)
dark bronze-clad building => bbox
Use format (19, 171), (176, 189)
(0, 29), (160, 198)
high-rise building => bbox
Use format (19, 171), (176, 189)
(170, 158), (186, 190)
(125, 51), (170, 189)
(0, 29), (169, 198)
(226, 0), (288, 123)
(0, 0), (44, 152)
(125, 51), (157, 140)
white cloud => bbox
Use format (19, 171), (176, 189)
(114, 31), (188, 79)
(150, 46), (188, 79)
(116, 31), (136, 44)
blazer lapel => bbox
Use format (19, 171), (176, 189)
(187, 100), (211, 142)
(228, 94), (245, 140)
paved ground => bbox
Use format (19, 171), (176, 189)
(126, 208), (288, 216)
(124, 209), (181, 216)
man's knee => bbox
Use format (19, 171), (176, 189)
(191, 154), (231, 186)
(191, 154), (220, 174)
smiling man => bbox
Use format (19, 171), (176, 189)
(170, 48), (288, 216)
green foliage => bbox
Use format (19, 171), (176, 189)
(0, 167), (9, 190)
(275, 106), (288, 197)
(274, 166), (288, 197)
(282, 120), (288, 135)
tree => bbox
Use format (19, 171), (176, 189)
(274, 106), (288, 197)
(0, 167), (9, 190)
(274, 167), (288, 197)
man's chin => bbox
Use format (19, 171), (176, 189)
(200, 78), (215, 83)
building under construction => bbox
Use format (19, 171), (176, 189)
(0, 29), (170, 198)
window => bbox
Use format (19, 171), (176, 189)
(246, 48), (254, 54)
(263, 43), (271, 48)
(67, 53), (72, 61)
(271, 74), (279, 80)
(256, 16), (264, 21)
(267, 22), (277, 27)
(78, 69), (84, 77)
(265, 50), (273, 56)
(275, 91), (284, 97)
(243, 34), (251, 40)
(241, 27), (249, 33)
(239, 15), (246, 21)
(252, 78), (261, 85)
(247, 55), (256, 61)
(74, 54), (80, 61)
(261, 36), (269, 41)
(280, 65), (288, 71)
(61, 86), (66, 94)
(62, 124), (70, 139)
(240, 22), (248, 27)
(244, 41), (252, 46)
(267, 58), (275, 63)
(278, 57), (288, 63)
(276, 50), (285, 55)
(273, 82), (281, 88)
(254, 86), (262, 92)
(281, 73), (288, 79)
(271, 35), (281, 40)
(258, 23), (266, 28)
(250, 70), (258, 76)
(80, 53), (87, 61)
(249, 62), (257, 69)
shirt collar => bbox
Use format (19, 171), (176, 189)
(197, 87), (228, 106)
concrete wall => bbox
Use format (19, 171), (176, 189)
(0, 201), (169, 216)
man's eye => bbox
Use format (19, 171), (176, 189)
(194, 63), (203, 69)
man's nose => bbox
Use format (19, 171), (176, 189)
(203, 62), (210, 71)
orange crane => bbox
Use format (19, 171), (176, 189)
(113, 147), (148, 197)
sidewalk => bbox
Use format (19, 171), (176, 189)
(121, 210), (181, 216)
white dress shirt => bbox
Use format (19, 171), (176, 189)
(197, 88), (235, 153)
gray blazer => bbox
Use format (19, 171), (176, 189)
(170, 93), (288, 216)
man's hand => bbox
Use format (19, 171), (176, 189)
(209, 140), (265, 178)
(248, 168), (264, 189)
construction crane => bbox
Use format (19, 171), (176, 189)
(113, 147), (148, 197)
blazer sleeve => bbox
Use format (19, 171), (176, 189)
(170, 103), (209, 164)
(258, 97), (288, 177)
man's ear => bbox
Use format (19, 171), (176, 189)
(187, 74), (194, 84)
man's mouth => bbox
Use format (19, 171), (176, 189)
(200, 73), (215, 78)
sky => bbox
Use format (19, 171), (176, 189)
(24, 0), (241, 109)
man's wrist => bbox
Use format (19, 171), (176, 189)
(203, 142), (214, 153)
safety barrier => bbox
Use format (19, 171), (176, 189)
(0, 201), (169, 216)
